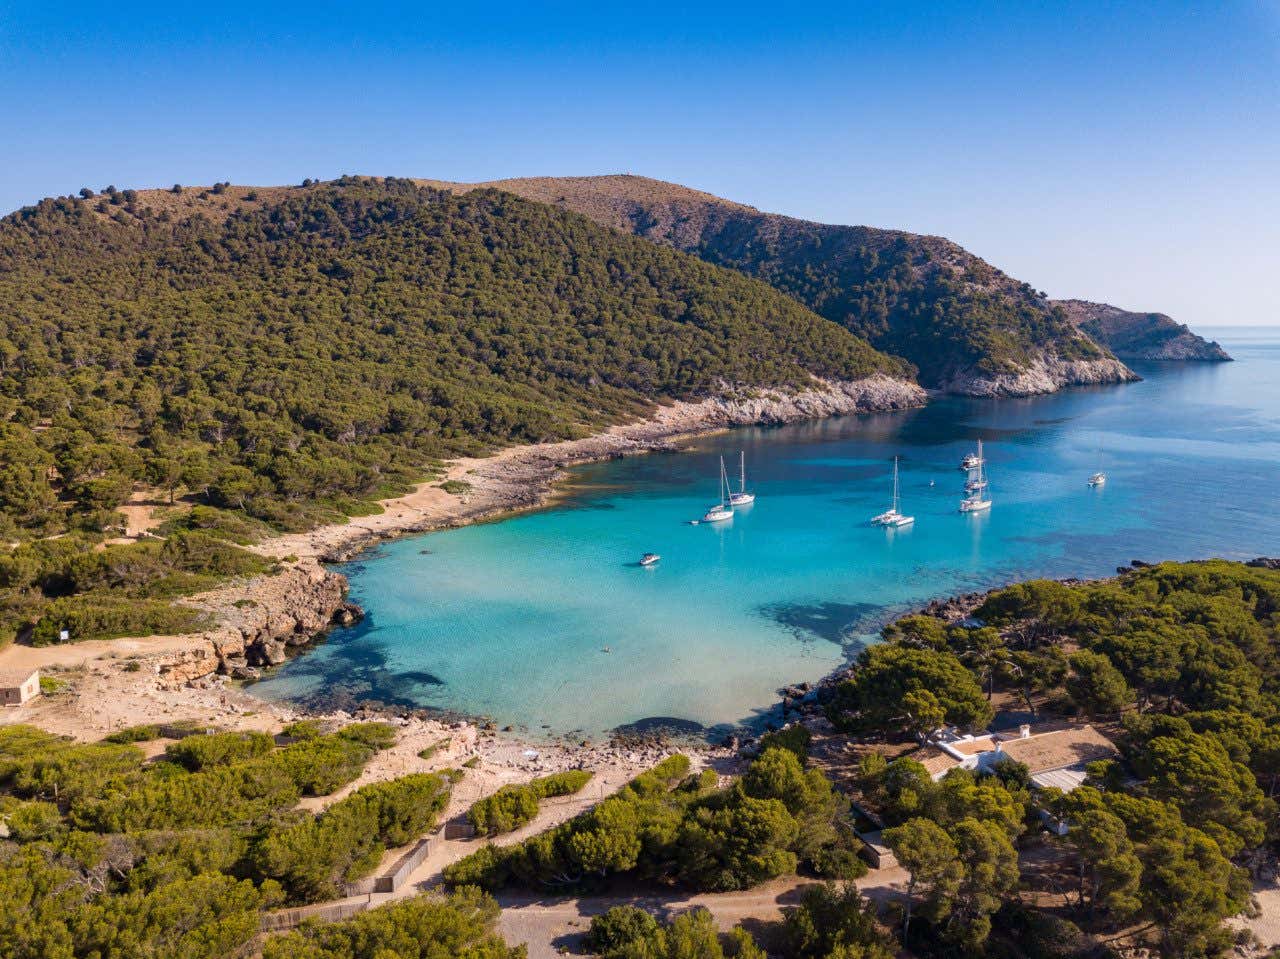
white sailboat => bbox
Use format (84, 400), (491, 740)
(872, 456), (914, 527)
(960, 442), (992, 513)
(701, 457), (734, 523)
(729, 450), (755, 506)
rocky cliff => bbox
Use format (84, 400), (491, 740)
(1054, 299), (1231, 361)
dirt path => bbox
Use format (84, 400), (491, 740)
(493, 868), (909, 958)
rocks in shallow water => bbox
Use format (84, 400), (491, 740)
(331, 602), (364, 627)
(229, 665), (261, 681)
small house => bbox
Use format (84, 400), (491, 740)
(0, 669), (40, 706)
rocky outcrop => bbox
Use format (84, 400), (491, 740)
(940, 356), (1139, 398)
(1054, 299), (1231, 361)
(157, 564), (361, 686)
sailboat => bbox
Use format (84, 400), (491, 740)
(960, 442), (992, 513)
(964, 440), (989, 492)
(729, 450), (755, 506)
(871, 456), (914, 527)
(701, 457), (734, 523)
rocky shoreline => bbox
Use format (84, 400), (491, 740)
(941, 356), (1139, 398)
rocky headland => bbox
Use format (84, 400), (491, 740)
(1054, 299), (1231, 361)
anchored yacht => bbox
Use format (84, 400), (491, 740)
(728, 450), (755, 506)
(872, 456), (914, 527)
(701, 457), (734, 523)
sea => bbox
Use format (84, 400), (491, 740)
(253, 328), (1280, 740)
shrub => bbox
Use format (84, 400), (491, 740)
(759, 724), (812, 761)
(467, 769), (593, 836)
(587, 905), (661, 954)
(253, 772), (450, 902)
(260, 886), (520, 958)
(165, 731), (275, 771)
(104, 724), (161, 743)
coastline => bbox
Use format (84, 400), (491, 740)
(0, 375), (923, 744)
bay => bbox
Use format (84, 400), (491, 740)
(253, 328), (1280, 738)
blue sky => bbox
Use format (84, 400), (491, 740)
(2, 1), (1276, 327)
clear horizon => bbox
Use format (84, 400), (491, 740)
(3, 1), (1276, 328)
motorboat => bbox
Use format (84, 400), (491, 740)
(960, 439), (986, 471)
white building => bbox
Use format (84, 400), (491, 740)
(913, 723), (1118, 791)
(0, 669), (40, 706)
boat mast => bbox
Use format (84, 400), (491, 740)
(892, 456), (900, 513)
(739, 451), (747, 494)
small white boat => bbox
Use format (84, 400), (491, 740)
(701, 457), (734, 523)
(639, 553), (660, 566)
(960, 495), (992, 513)
(728, 450), (755, 506)
(1089, 472), (1106, 487)
(872, 456), (914, 527)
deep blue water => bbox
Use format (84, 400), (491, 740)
(254, 328), (1280, 738)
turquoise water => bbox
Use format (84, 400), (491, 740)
(254, 328), (1280, 738)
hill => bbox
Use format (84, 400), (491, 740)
(422, 175), (1138, 396)
(0, 176), (914, 542)
(1053, 299), (1231, 361)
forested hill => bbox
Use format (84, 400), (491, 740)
(424, 175), (1137, 396)
(1053, 299), (1231, 361)
(0, 176), (909, 540)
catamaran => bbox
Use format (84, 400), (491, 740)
(701, 457), (734, 523)
(729, 450), (755, 506)
(872, 456), (914, 527)
(960, 444), (992, 512)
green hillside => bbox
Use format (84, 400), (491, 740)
(0, 176), (908, 541)
(434, 175), (1126, 391)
